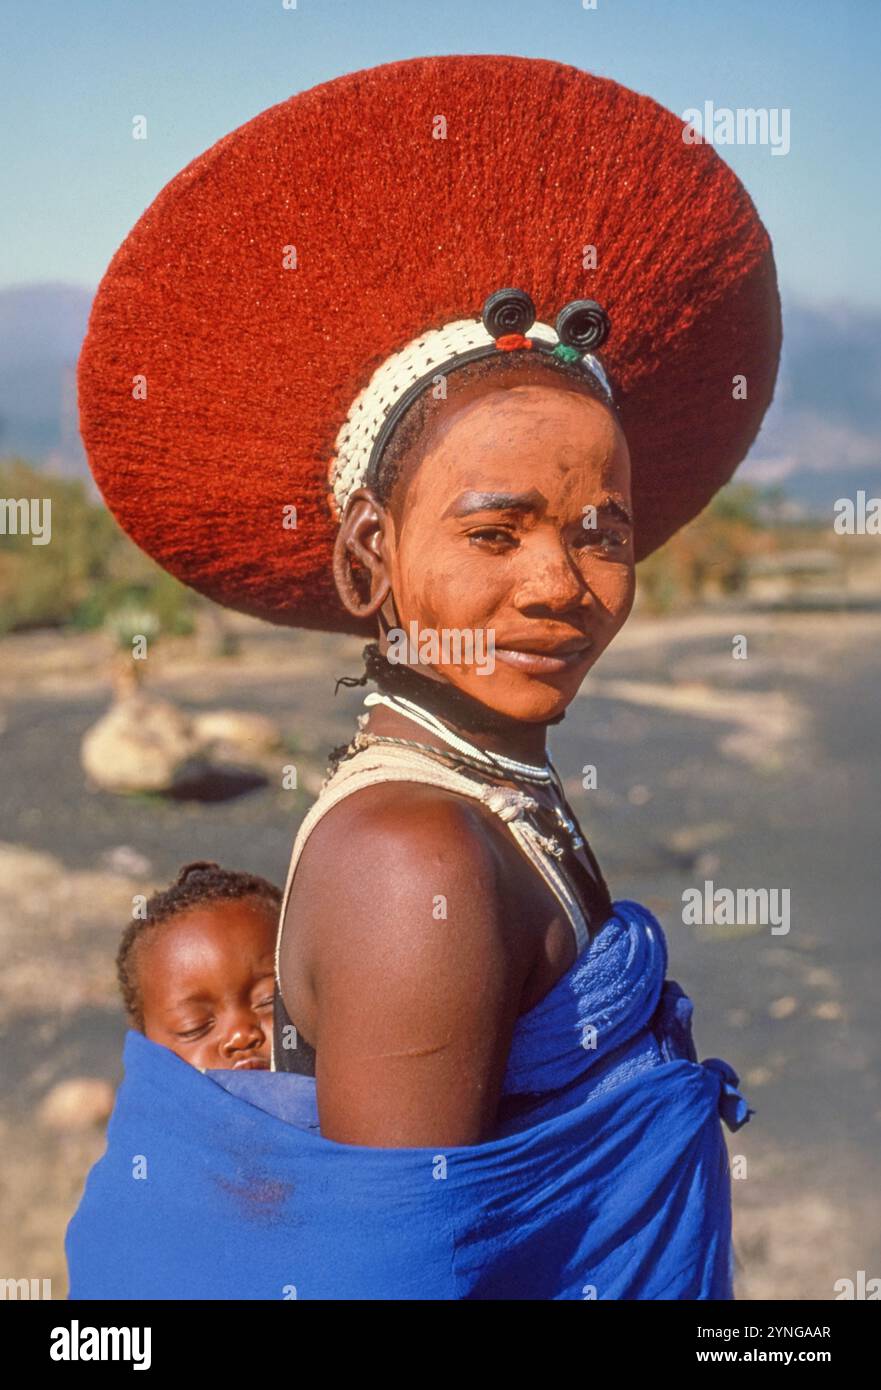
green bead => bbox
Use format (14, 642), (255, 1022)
(552, 343), (582, 363)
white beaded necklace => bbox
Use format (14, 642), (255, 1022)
(363, 690), (554, 782)
(361, 690), (587, 853)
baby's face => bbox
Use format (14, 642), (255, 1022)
(138, 897), (277, 1071)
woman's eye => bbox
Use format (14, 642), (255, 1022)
(255, 998), (274, 1011)
(466, 527), (517, 548)
(578, 528), (629, 552)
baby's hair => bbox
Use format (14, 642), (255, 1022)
(117, 860), (282, 1031)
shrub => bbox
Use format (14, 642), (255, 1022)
(0, 458), (195, 635)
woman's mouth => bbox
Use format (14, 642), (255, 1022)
(494, 642), (593, 675)
(232, 1057), (270, 1070)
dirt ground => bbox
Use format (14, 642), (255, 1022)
(1, 608), (879, 1299)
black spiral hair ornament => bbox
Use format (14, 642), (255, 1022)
(366, 288), (613, 488)
(555, 299), (611, 353)
(481, 287), (537, 339)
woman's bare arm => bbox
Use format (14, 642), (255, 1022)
(288, 784), (529, 1148)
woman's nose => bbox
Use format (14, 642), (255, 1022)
(511, 541), (588, 613)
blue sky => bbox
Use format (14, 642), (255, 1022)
(2, 0), (879, 307)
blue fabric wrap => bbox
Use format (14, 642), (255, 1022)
(66, 901), (752, 1300)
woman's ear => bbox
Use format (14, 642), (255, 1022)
(332, 488), (393, 620)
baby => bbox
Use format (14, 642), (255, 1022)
(116, 860), (281, 1072)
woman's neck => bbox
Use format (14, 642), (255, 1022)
(339, 642), (557, 764)
(366, 692), (550, 764)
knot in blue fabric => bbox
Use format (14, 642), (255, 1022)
(700, 1057), (755, 1133)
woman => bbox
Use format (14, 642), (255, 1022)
(68, 54), (781, 1299)
(273, 323), (651, 1147)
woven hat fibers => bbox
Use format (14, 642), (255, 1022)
(78, 54), (782, 634)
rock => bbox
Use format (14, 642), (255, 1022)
(81, 693), (286, 796)
(192, 709), (283, 760)
(812, 1000), (843, 1020)
(725, 1008), (752, 1029)
(80, 693), (209, 794)
(99, 845), (153, 877)
(769, 995), (799, 1020)
(627, 784), (651, 806)
(745, 1065), (774, 1086)
(39, 1078), (115, 1131)
(693, 850), (722, 877)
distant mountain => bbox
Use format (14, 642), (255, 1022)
(742, 302), (881, 513)
(1, 284), (879, 513)
(0, 283), (92, 477)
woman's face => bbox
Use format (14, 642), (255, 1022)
(381, 375), (635, 723)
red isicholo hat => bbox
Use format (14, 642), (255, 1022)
(78, 54), (781, 635)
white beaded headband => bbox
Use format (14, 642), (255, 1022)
(328, 288), (613, 520)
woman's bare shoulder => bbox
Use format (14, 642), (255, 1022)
(285, 780), (530, 1145)
(290, 778), (507, 927)
(303, 776), (495, 852)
